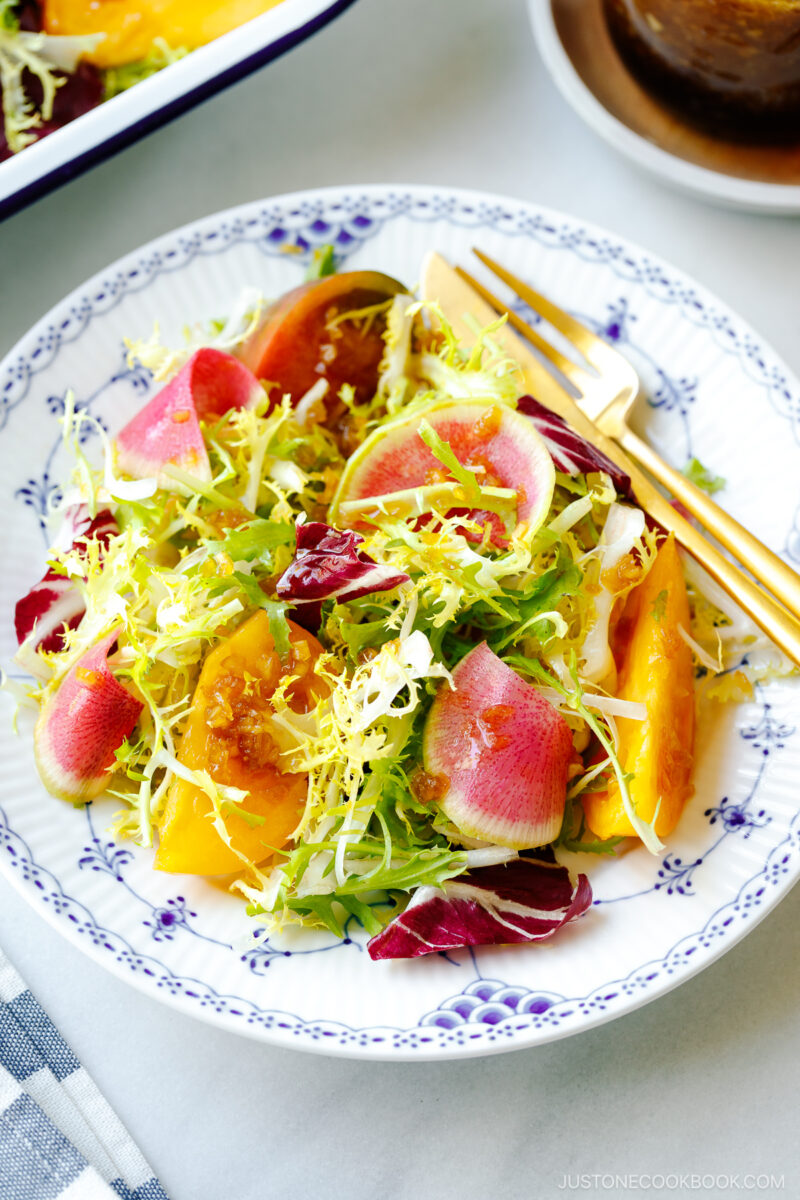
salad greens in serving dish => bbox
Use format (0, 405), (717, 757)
(0, 0), (285, 159)
(9, 251), (792, 962)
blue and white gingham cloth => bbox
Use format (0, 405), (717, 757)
(0, 949), (169, 1200)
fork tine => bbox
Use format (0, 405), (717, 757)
(454, 266), (593, 395)
(472, 248), (619, 374)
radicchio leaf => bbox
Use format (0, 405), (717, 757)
(517, 395), (631, 498)
(15, 509), (118, 656)
(367, 854), (591, 960)
(276, 521), (410, 607)
(18, 3), (42, 30)
(33, 629), (143, 803)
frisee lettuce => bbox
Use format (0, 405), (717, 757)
(0, 1), (18, 33)
(1, 22), (63, 153)
(682, 456), (726, 495)
(304, 244), (337, 281)
(0, 17), (106, 154)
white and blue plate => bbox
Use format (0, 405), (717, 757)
(0, 184), (798, 1059)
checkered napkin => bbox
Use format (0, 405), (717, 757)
(0, 949), (169, 1200)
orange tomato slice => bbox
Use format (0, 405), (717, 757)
(44, 0), (286, 68)
(583, 534), (695, 841)
(154, 612), (325, 876)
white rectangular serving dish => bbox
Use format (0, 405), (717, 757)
(0, 0), (355, 220)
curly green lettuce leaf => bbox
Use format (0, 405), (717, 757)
(304, 243), (337, 281)
(1, 24), (62, 153)
(682, 456), (726, 495)
(0, 1), (18, 33)
(103, 38), (188, 101)
(125, 286), (267, 383)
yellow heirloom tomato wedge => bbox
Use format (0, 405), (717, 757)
(43, 0), (286, 69)
(583, 534), (695, 842)
(154, 612), (325, 877)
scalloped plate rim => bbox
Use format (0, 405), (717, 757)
(1, 181), (798, 1060)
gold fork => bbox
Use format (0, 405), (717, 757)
(468, 248), (800, 623)
(420, 252), (800, 668)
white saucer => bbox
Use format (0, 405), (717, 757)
(530, 0), (800, 215)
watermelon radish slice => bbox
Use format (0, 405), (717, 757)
(423, 642), (573, 849)
(329, 401), (555, 543)
(367, 853), (591, 960)
(34, 630), (143, 804)
(115, 348), (263, 485)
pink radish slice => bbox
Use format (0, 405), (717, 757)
(423, 642), (573, 849)
(15, 510), (118, 655)
(330, 402), (555, 543)
(367, 854), (591, 959)
(34, 630), (142, 804)
(115, 348), (263, 484)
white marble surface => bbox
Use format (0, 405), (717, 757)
(1, 1), (798, 1197)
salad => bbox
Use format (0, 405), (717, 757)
(0, 0), (284, 159)
(9, 252), (790, 962)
